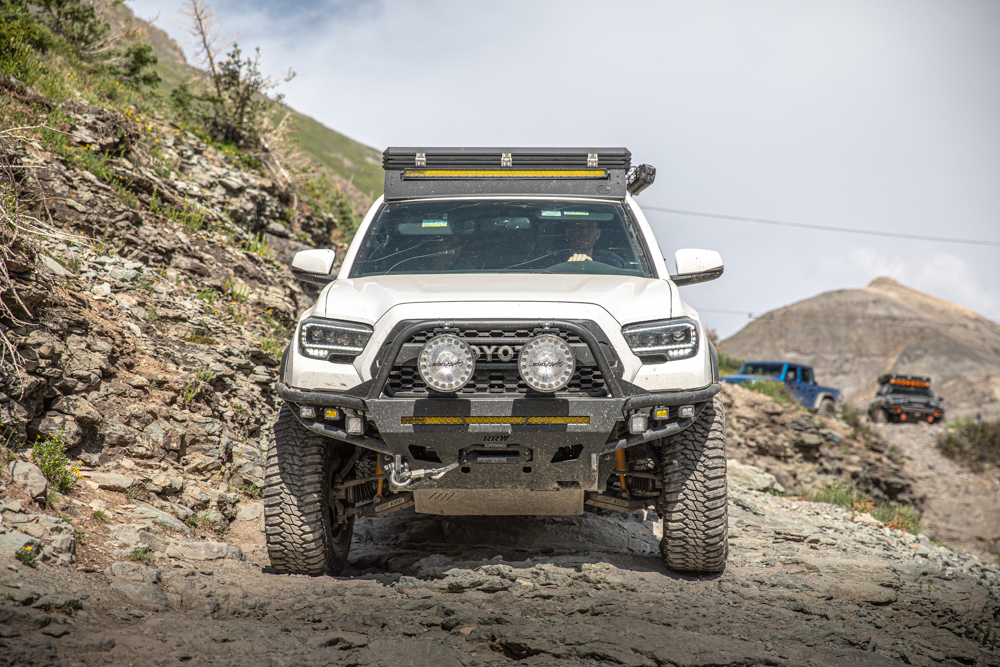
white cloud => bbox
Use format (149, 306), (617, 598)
(817, 246), (1000, 321)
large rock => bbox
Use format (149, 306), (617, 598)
(34, 412), (83, 446)
(86, 472), (136, 493)
(0, 531), (41, 554)
(161, 540), (244, 561)
(727, 459), (785, 494)
(6, 460), (48, 500)
(50, 395), (102, 426)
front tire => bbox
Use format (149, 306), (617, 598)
(659, 394), (728, 573)
(264, 404), (354, 576)
(817, 398), (836, 417)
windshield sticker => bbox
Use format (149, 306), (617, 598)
(422, 220), (448, 227)
(540, 211), (562, 217)
(564, 211), (589, 216)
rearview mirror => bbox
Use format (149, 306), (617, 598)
(669, 249), (724, 286)
(291, 249), (338, 285)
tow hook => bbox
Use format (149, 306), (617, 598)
(385, 454), (459, 488)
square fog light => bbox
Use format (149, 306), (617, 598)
(653, 407), (669, 420)
(324, 408), (341, 420)
(627, 413), (648, 435)
(299, 406), (316, 420)
(345, 414), (365, 435)
(678, 405), (695, 419)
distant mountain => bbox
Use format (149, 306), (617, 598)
(718, 277), (1000, 419)
(115, 4), (384, 201)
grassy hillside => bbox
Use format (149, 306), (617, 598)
(121, 5), (384, 201)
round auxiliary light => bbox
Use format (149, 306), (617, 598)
(418, 335), (475, 393)
(518, 334), (575, 393)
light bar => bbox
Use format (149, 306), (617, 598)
(403, 169), (608, 179)
(401, 416), (590, 425)
(889, 379), (930, 388)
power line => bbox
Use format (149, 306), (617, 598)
(642, 205), (1000, 247)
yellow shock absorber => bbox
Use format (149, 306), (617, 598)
(376, 459), (384, 498)
(615, 449), (628, 496)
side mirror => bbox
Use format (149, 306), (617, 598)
(291, 249), (338, 285)
(669, 249), (724, 286)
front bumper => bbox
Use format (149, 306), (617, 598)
(276, 382), (720, 492)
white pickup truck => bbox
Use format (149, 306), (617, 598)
(267, 148), (728, 576)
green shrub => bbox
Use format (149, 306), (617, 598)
(130, 545), (151, 565)
(243, 232), (274, 259)
(31, 432), (76, 494)
(717, 351), (743, 377)
(740, 379), (794, 405)
(15, 544), (38, 568)
(802, 482), (923, 534)
(937, 418), (1000, 472)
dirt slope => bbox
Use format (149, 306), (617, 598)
(719, 277), (1000, 419)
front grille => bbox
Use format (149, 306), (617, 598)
(382, 324), (608, 397)
(386, 365), (607, 398)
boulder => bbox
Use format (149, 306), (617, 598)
(35, 412), (83, 446)
(727, 459), (785, 494)
(86, 472), (136, 493)
(6, 460), (48, 500)
(50, 395), (102, 426)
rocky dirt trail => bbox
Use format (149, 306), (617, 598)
(873, 423), (1000, 555)
(2, 478), (999, 667)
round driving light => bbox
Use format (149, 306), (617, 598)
(418, 335), (475, 392)
(518, 334), (575, 393)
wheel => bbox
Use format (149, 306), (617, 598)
(870, 409), (888, 424)
(658, 394), (728, 573)
(264, 403), (354, 575)
(817, 398), (836, 417)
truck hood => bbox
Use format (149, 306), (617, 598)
(318, 274), (676, 326)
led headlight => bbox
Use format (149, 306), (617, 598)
(518, 334), (575, 392)
(418, 335), (475, 392)
(621, 318), (698, 362)
(298, 318), (373, 361)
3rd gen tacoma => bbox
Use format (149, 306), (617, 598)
(267, 148), (728, 575)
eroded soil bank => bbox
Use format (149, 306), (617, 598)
(2, 482), (998, 667)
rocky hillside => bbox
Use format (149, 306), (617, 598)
(719, 277), (1000, 419)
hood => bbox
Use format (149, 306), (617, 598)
(318, 274), (676, 326)
(721, 374), (776, 383)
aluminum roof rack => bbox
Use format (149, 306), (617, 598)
(382, 147), (636, 200)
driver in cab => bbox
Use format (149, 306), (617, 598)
(562, 219), (624, 268)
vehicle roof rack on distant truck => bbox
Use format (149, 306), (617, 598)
(382, 147), (656, 200)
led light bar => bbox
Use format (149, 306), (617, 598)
(889, 378), (930, 388)
(401, 416), (590, 425)
(403, 169), (608, 179)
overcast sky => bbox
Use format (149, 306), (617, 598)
(132, 0), (1000, 338)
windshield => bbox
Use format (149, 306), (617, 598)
(351, 199), (653, 278)
(739, 363), (785, 377)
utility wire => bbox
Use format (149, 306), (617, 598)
(642, 205), (1000, 247)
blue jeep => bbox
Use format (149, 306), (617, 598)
(722, 361), (840, 415)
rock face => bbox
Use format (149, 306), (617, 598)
(5, 462), (47, 501)
(719, 277), (1000, 419)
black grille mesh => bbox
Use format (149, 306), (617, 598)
(386, 366), (606, 398)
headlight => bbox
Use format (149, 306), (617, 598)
(418, 335), (475, 392)
(518, 334), (575, 392)
(298, 318), (373, 361)
(622, 318), (698, 362)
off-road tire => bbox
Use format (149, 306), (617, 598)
(871, 409), (888, 424)
(264, 403), (353, 576)
(659, 394), (728, 573)
(817, 398), (836, 417)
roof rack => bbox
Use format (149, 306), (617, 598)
(382, 147), (648, 200)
